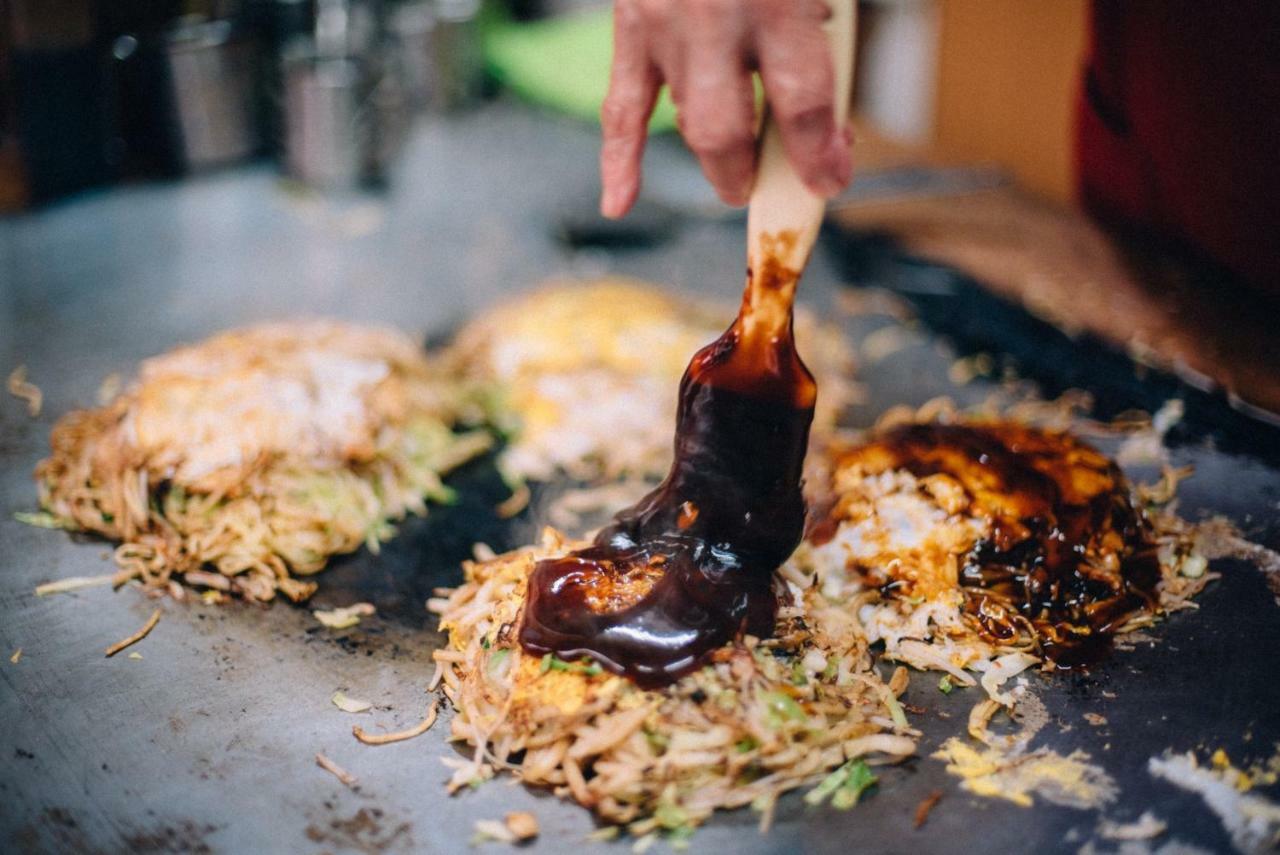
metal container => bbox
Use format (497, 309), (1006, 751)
(388, 1), (436, 112)
(165, 19), (260, 170)
(281, 52), (367, 188)
(386, 0), (484, 115)
(429, 0), (484, 111)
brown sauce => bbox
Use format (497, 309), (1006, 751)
(835, 422), (1161, 667)
(518, 243), (815, 687)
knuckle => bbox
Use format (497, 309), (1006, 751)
(774, 97), (830, 128)
(637, 0), (670, 23)
(615, 0), (643, 27)
(600, 96), (638, 136)
(682, 121), (750, 157)
(766, 67), (833, 123)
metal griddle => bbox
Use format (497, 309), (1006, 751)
(2, 100), (1278, 854)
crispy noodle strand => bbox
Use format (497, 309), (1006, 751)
(104, 608), (162, 657)
(353, 700), (440, 745)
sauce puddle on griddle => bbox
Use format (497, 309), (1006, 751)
(519, 241), (815, 687)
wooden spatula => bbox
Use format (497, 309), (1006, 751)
(741, 0), (856, 340)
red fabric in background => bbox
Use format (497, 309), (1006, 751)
(1077, 1), (1280, 294)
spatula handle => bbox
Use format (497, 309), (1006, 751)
(745, 0), (856, 283)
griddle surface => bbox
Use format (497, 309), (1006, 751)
(3, 102), (1278, 854)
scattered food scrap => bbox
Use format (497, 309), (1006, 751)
(127, 652), (143, 661)
(315, 753), (359, 790)
(1235, 748), (1280, 789)
(472, 812), (539, 845)
(472, 819), (516, 845)
(34, 573), (116, 596)
(1164, 516), (1280, 605)
(933, 736), (1117, 809)
(10, 648), (22, 664)
(914, 790), (943, 829)
(1098, 811), (1168, 841)
(504, 812), (539, 842)
(1085, 713), (1109, 727)
(314, 603), (377, 630)
(331, 691), (373, 714)
(104, 608), (162, 658)
(1077, 838), (1209, 855)
(1149, 752), (1280, 852)
(7, 365), (42, 417)
(353, 700), (438, 746)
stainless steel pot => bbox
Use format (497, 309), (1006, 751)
(281, 51), (367, 188)
(165, 19), (260, 170)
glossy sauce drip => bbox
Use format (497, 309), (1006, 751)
(844, 422), (1160, 667)
(518, 244), (815, 687)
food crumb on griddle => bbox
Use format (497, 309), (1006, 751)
(331, 691), (373, 714)
(1149, 751), (1280, 852)
(913, 790), (943, 828)
(932, 736), (1117, 810)
(352, 700), (438, 745)
(314, 753), (359, 790)
(314, 603), (376, 630)
(504, 812), (539, 841)
(1097, 810), (1167, 841)
(472, 817), (529, 845)
(7, 364), (42, 417)
(104, 608), (162, 658)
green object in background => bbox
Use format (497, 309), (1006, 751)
(483, 5), (679, 131)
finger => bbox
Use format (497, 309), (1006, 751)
(672, 2), (756, 206)
(600, 2), (661, 219)
(754, 4), (852, 198)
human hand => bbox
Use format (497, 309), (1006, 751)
(599, 0), (854, 219)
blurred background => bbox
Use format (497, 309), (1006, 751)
(0, 0), (1095, 207)
(0, 0), (1277, 419)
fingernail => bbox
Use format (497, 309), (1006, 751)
(835, 148), (853, 187)
(815, 176), (844, 198)
(810, 163), (848, 198)
(829, 137), (853, 190)
(728, 174), (753, 207)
